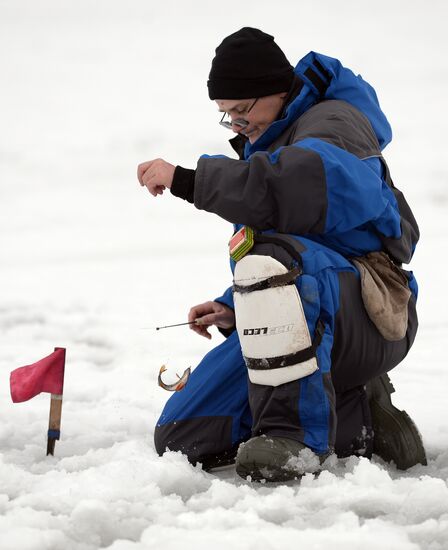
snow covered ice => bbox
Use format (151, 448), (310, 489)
(1, 1), (448, 549)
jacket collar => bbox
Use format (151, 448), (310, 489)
(243, 51), (392, 157)
(244, 75), (317, 158)
(229, 134), (247, 160)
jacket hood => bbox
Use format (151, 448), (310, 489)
(244, 51), (392, 158)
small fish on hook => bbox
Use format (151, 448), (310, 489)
(158, 365), (191, 392)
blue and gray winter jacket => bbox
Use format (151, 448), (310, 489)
(172, 52), (419, 309)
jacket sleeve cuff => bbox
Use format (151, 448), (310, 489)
(217, 325), (236, 338)
(170, 166), (195, 204)
(214, 290), (236, 338)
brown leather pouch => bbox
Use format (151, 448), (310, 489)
(353, 252), (411, 341)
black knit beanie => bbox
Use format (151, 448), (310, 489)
(207, 27), (294, 100)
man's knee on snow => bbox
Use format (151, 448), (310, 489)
(154, 415), (235, 465)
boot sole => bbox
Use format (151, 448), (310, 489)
(236, 458), (302, 482)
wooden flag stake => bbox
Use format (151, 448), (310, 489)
(46, 347), (66, 456)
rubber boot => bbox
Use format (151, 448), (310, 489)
(367, 373), (427, 469)
(235, 435), (326, 482)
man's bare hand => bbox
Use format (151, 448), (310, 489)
(188, 301), (235, 340)
(137, 158), (175, 197)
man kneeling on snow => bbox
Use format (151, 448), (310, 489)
(137, 28), (426, 482)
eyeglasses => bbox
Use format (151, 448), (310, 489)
(219, 98), (259, 130)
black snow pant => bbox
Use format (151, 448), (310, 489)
(154, 249), (418, 467)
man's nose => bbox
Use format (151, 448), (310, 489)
(231, 122), (241, 133)
(231, 119), (248, 133)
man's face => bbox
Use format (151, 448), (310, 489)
(216, 92), (287, 144)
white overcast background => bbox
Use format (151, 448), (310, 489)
(1, 1), (448, 549)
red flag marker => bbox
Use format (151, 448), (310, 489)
(10, 347), (66, 455)
(10, 348), (65, 403)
